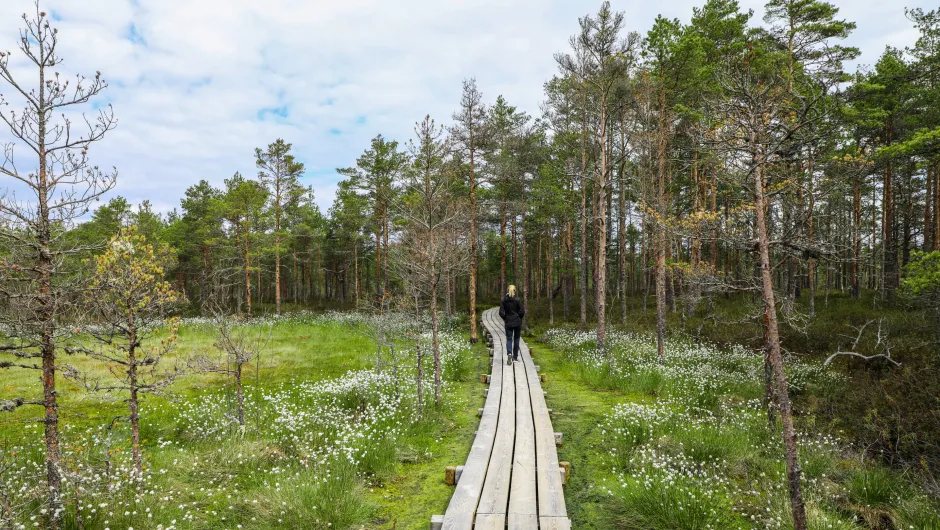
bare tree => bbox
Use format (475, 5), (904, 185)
(0, 4), (117, 524)
(397, 282), (428, 413)
(190, 305), (271, 428)
(391, 115), (469, 406)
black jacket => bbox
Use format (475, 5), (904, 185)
(499, 295), (525, 327)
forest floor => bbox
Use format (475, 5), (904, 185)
(1, 307), (939, 529)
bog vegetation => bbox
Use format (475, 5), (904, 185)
(1, 0), (940, 528)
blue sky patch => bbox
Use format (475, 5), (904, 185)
(126, 23), (146, 45)
(186, 77), (212, 92)
(91, 97), (114, 110)
(257, 106), (289, 120)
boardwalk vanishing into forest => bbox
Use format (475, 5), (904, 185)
(431, 308), (570, 530)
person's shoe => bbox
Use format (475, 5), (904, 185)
(506, 353), (512, 366)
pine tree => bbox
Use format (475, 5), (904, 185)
(450, 78), (488, 342)
(256, 139), (306, 314)
(218, 173), (268, 315)
(338, 134), (406, 306)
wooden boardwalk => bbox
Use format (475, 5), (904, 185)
(432, 308), (570, 530)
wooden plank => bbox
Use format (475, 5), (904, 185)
(477, 310), (516, 517)
(473, 513), (506, 530)
(441, 309), (503, 530)
(440, 307), (568, 529)
(508, 355), (537, 526)
(538, 516), (572, 530)
(521, 343), (567, 519)
(487, 308), (508, 366)
(508, 514), (539, 530)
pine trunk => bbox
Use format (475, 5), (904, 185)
(35, 68), (63, 526)
(431, 269), (442, 406)
(934, 161), (940, 252)
(883, 124), (895, 301)
(580, 93), (589, 327)
(469, 139), (479, 343)
(500, 206), (507, 296)
(244, 230), (252, 315)
(853, 171), (862, 299)
(548, 227), (555, 325)
(925, 164), (933, 251)
(655, 87), (668, 361)
(618, 114), (628, 325)
(753, 146), (808, 530)
(128, 329), (142, 479)
(275, 236), (282, 314)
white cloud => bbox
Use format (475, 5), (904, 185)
(0, 0), (933, 214)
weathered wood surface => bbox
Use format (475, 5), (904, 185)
(436, 307), (570, 529)
(477, 310), (515, 516)
(440, 311), (504, 530)
(525, 337), (568, 519)
(539, 516), (573, 530)
(508, 348), (537, 523)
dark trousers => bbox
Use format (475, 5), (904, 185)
(505, 325), (521, 359)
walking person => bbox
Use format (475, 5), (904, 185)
(499, 285), (525, 365)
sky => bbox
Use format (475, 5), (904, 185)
(0, 0), (931, 216)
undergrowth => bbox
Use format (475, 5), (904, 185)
(542, 327), (940, 530)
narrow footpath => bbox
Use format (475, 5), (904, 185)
(432, 308), (570, 530)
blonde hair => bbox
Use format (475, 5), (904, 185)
(508, 285), (517, 297)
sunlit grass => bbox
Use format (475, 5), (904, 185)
(1, 311), (483, 529)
